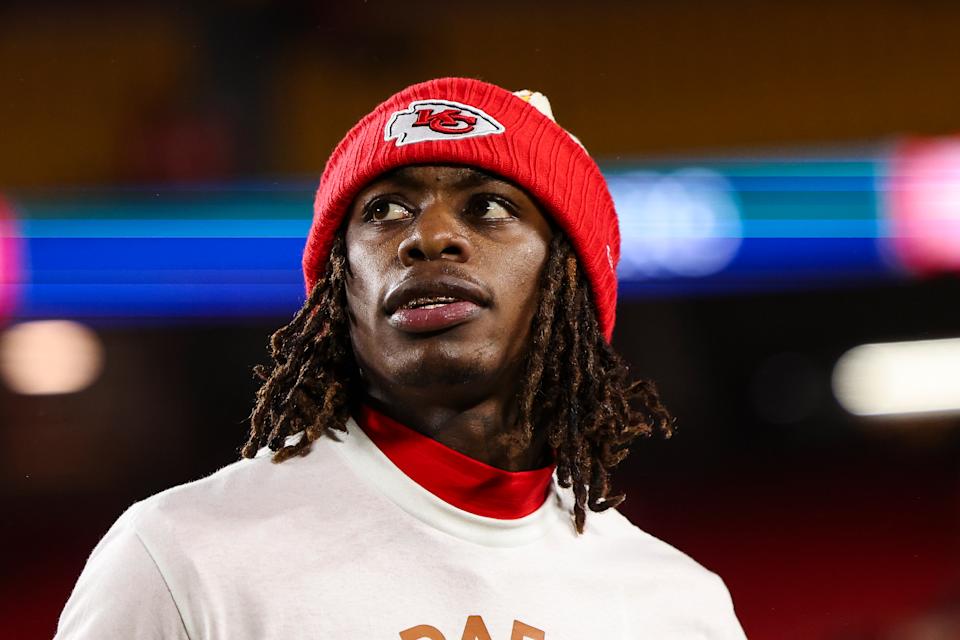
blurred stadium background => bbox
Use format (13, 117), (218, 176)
(2, 2), (959, 638)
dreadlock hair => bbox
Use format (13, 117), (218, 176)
(243, 230), (675, 534)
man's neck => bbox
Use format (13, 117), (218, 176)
(361, 391), (551, 472)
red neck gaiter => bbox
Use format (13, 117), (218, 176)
(354, 405), (556, 520)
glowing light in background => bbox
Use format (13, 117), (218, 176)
(0, 196), (24, 321)
(4, 149), (944, 320)
(832, 337), (960, 417)
(885, 137), (960, 274)
(0, 320), (104, 394)
(609, 168), (743, 279)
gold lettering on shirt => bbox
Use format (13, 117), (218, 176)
(461, 615), (494, 640)
(398, 617), (545, 639)
(511, 620), (545, 640)
(399, 624), (446, 640)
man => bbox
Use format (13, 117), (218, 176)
(56, 78), (746, 638)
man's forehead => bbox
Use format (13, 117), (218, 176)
(377, 165), (510, 190)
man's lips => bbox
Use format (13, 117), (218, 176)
(383, 274), (491, 334)
(388, 300), (483, 333)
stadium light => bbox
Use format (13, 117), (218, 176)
(0, 320), (104, 395)
(832, 337), (960, 417)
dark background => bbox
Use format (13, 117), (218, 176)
(2, 2), (959, 638)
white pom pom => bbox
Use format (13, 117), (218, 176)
(512, 88), (586, 151)
(512, 89), (556, 122)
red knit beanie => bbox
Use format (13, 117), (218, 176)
(303, 77), (620, 341)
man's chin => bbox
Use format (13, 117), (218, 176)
(360, 326), (528, 396)
(388, 352), (494, 389)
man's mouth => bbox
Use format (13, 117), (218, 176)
(389, 298), (482, 333)
(398, 296), (461, 310)
(383, 274), (491, 334)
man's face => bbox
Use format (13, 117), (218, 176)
(344, 165), (553, 403)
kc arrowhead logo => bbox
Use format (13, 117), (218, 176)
(385, 99), (506, 147)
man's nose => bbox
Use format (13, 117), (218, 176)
(397, 203), (472, 266)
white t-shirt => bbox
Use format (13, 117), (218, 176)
(55, 417), (747, 639)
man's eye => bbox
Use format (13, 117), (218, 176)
(467, 196), (514, 219)
(367, 200), (412, 222)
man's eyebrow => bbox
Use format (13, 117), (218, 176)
(449, 168), (501, 190)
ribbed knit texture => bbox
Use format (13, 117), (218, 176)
(303, 77), (620, 340)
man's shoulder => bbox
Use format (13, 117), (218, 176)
(583, 508), (745, 635)
(594, 508), (709, 561)
(586, 507), (733, 595)
(122, 433), (349, 544)
(551, 485), (719, 577)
